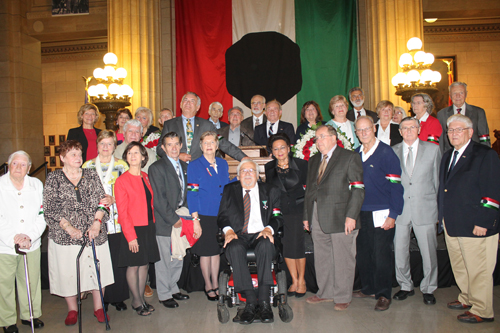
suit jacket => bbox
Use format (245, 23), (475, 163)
(375, 123), (403, 147)
(217, 125), (254, 146)
(438, 141), (500, 237)
(254, 120), (295, 146)
(218, 182), (283, 235)
(346, 109), (378, 123)
(393, 140), (441, 226)
(437, 104), (491, 153)
(157, 116), (246, 161)
(265, 157), (308, 215)
(67, 125), (101, 162)
(148, 157), (188, 237)
(240, 115), (267, 142)
(303, 147), (365, 234)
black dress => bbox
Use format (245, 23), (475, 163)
(118, 180), (160, 267)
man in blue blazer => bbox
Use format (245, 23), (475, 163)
(254, 100), (295, 146)
(218, 159), (283, 324)
(438, 114), (500, 324)
(437, 82), (490, 153)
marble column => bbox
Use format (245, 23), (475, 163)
(359, 0), (423, 109)
(108, 0), (161, 117)
(0, 0), (44, 169)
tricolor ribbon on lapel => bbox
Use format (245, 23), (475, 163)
(479, 134), (490, 143)
(38, 205), (44, 215)
(427, 135), (439, 143)
(217, 134), (223, 141)
(385, 174), (401, 184)
(303, 185), (306, 190)
(481, 197), (499, 211)
(272, 208), (282, 217)
(349, 181), (364, 190)
(187, 183), (199, 192)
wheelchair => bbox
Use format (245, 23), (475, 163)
(216, 229), (293, 324)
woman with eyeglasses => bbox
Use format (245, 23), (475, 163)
(411, 93), (442, 146)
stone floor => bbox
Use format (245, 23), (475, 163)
(12, 286), (500, 332)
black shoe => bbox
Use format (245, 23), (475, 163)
(21, 318), (44, 329)
(3, 325), (18, 333)
(423, 293), (436, 305)
(240, 302), (257, 325)
(204, 289), (218, 301)
(259, 301), (274, 323)
(393, 289), (415, 300)
(160, 298), (179, 308)
(111, 301), (127, 311)
(172, 292), (190, 300)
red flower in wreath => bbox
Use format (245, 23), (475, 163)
(337, 139), (344, 149)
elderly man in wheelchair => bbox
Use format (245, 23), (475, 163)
(217, 160), (292, 324)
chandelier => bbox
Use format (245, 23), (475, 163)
(391, 37), (441, 103)
(85, 53), (134, 130)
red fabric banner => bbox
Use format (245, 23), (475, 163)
(175, 0), (233, 122)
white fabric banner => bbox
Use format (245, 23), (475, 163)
(232, 0), (298, 128)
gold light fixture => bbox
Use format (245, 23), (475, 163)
(85, 52), (133, 129)
(392, 37), (441, 103)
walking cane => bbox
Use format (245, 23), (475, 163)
(76, 236), (87, 333)
(92, 239), (111, 330)
(15, 244), (35, 333)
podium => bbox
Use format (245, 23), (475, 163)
(222, 146), (273, 180)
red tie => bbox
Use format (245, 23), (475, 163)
(357, 111), (361, 118)
(457, 108), (462, 114)
(242, 190), (251, 233)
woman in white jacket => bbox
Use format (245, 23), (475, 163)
(0, 151), (47, 333)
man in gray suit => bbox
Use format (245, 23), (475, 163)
(392, 117), (442, 305)
(149, 132), (190, 309)
(437, 82), (490, 153)
(303, 125), (364, 311)
(157, 91), (247, 162)
(218, 106), (254, 147)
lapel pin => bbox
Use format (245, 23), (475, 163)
(262, 201), (268, 210)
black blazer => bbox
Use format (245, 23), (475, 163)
(346, 109), (378, 123)
(265, 157), (308, 215)
(240, 115), (267, 142)
(438, 141), (500, 237)
(218, 182), (283, 235)
(67, 125), (101, 162)
(254, 121), (295, 146)
(375, 123), (402, 147)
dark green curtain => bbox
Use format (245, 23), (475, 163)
(295, 0), (359, 123)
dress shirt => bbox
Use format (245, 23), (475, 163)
(333, 120), (355, 143)
(417, 112), (429, 122)
(449, 139), (471, 170)
(403, 138), (419, 168)
(181, 115), (195, 145)
(167, 155), (185, 206)
(266, 120), (280, 137)
(322, 144), (337, 162)
(453, 103), (467, 115)
(228, 126), (241, 146)
(253, 115), (264, 129)
(209, 118), (221, 129)
(360, 138), (380, 162)
(376, 121), (392, 146)
(353, 108), (367, 119)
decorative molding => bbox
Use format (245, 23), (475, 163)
(27, 6), (106, 20)
(42, 43), (108, 56)
(42, 51), (105, 63)
(424, 24), (500, 35)
(425, 33), (500, 43)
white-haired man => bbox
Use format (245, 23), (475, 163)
(207, 101), (228, 130)
(114, 119), (156, 172)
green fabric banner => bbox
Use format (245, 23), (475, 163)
(295, 0), (359, 123)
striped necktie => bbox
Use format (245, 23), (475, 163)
(242, 190), (251, 233)
(268, 123), (274, 137)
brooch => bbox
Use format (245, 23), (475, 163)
(262, 201), (268, 210)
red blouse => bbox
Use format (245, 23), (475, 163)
(418, 115), (442, 146)
(83, 128), (98, 160)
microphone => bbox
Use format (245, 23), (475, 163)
(241, 131), (257, 145)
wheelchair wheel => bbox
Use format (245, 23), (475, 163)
(278, 302), (294, 323)
(276, 270), (287, 298)
(217, 303), (230, 323)
(218, 270), (229, 305)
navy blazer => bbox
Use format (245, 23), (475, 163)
(438, 141), (500, 237)
(67, 125), (101, 162)
(254, 120), (295, 147)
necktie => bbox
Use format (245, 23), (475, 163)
(406, 146), (414, 177)
(242, 190), (251, 233)
(186, 119), (193, 153)
(357, 111), (361, 118)
(176, 164), (184, 206)
(457, 108), (462, 114)
(268, 123), (274, 137)
(449, 150), (459, 173)
(317, 154), (328, 184)
(255, 118), (260, 128)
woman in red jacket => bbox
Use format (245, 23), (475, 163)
(115, 142), (160, 316)
(411, 93), (442, 145)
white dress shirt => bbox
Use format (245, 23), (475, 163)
(253, 115), (264, 129)
(449, 139), (471, 170)
(360, 138), (380, 162)
(403, 138), (419, 169)
(266, 120), (280, 137)
(376, 121), (391, 146)
(353, 108), (367, 119)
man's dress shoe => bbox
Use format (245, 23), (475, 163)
(259, 301), (274, 323)
(3, 325), (18, 333)
(393, 289), (414, 300)
(423, 293), (436, 305)
(374, 297), (391, 311)
(239, 303), (257, 325)
(447, 300), (471, 310)
(457, 311), (494, 323)
(160, 298), (179, 308)
(172, 293), (190, 300)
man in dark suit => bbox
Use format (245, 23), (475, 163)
(207, 101), (228, 129)
(303, 125), (364, 311)
(346, 87), (378, 123)
(437, 82), (490, 153)
(157, 92), (247, 162)
(438, 114), (500, 324)
(218, 107), (254, 147)
(392, 117), (441, 305)
(254, 100), (295, 146)
(149, 132), (190, 309)
(240, 94), (267, 142)
(218, 160), (283, 324)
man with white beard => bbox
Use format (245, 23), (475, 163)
(240, 94), (268, 143)
(346, 87), (378, 123)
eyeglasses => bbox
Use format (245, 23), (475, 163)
(447, 127), (470, 134)
(240, 169), (256, 174)
(313, 134), (333, 143)
(400, 126), (419, 131)
(355, 127), (373, 134)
